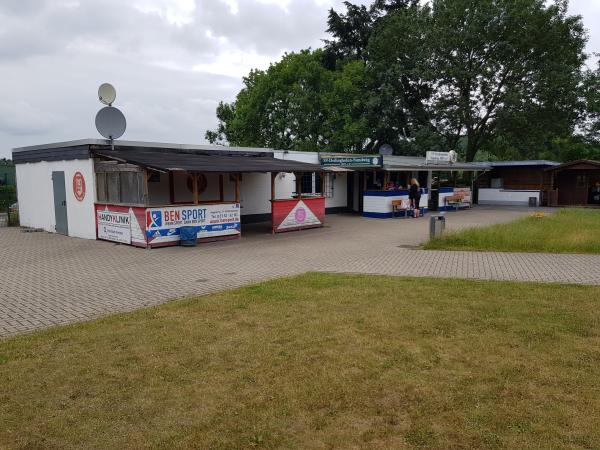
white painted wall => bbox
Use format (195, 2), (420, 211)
(363, 192), (429, 215)
(479, 188), (540, 206)
(147, 172), (170, 205)
(327, 173), (347, 209)
(16, 159), (97, 239)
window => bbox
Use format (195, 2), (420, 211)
(299, 172), (332, 197)
(576, 175), (587, 189)
(96, 170), (145, 204)
(300, 172), (313, 194)
(96, 173), (107, 202)
(323, 173), (334, 198)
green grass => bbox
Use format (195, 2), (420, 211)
(1, 273), (600, 449)
(424, 208), (600, 253)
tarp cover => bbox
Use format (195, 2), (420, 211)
(93, 148), (325, 173)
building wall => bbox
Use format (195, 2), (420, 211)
(16, 159), (97, 239)
(147, 171), (170, 205)
(478, 167), (552, 190)
(478, 188), (541, 206)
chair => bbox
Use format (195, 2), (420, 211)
(392, 199), (410, 218)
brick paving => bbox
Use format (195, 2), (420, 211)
(1, 206), (599, 337)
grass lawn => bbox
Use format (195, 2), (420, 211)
(1, 273), (600, 449)
(424, 208), (600, 254)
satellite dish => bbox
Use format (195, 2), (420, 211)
(379, 144), (393, 156)
(95, 106), (126, 139)
(98, 83), (116, 105)
(449, 150), (458, 163)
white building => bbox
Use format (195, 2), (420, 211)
(12, 139), (490, 247)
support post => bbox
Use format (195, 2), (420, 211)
(143, 169), (150, 206)
(296, 172), (302, 199)
(219, 174), (224, 202)
(192, 173), (199, 205)
(271, 172), (277, 201)
(235, 173), (241, 203)
(169, 171), (175, 204)
(320, 172), (325, 196)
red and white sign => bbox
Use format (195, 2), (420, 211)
(95, 204), (147, 247)
(73, 172), (86, 201)
(272, 197), (325, 233)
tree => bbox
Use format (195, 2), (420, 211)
(323, 0), (417, 63)
(206, 50), (373, 152)
(368, 0), (588, 161)
(582, 60), (600, 145)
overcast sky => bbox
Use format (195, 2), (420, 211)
(1, 0), (599, 159)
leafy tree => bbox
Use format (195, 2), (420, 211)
(323, 0), (417, 63)
(368, 0), (587, 161)
(208, 0), (591, 161)
(581, 60), (600, 145)
(206, 50), (373, 152)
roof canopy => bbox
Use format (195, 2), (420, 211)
(545, 159), (600, 172)
(93, 148), (325, 173)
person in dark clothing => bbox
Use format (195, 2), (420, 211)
(409, 178), (421, 218)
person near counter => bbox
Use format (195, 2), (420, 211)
(409, 178), (421, 218)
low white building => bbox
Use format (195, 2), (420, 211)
(12, 139), (492, 246)
(12, 140), (346, 246)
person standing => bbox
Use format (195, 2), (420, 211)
(409, 178), (421, 218)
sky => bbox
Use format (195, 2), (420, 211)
(1, 0), (599, 159)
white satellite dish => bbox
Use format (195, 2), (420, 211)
(98, 83), (116, 106)
(379, 144), (393, 156)
(95, 106), (126, 139)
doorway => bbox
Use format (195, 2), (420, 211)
(52, 171), (68, 235)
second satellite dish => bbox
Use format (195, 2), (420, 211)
(95, 106), (127, 139)
(98, 83), (116, 105)
(379, 144), (394, 156)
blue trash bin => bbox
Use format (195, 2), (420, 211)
(180, 226), (197, 247)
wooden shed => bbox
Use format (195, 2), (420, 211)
(545, 160), (600, 206)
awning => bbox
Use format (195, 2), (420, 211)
(325, 166), (354, 172)
(93, 148), (326, 173)
(384, 163), (491, 171)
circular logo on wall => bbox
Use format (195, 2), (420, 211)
(295, 207), (307, 223)
(186, 173), (208, 195)
(73, 172), (86, 202)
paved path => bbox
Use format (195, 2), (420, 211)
(2, 207), (599, 337)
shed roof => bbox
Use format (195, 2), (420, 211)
(544, 159), (600, 172)
(93, 148), (325, 173)
(489, 160), (560, 168)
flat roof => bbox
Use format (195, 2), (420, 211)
(12, 138), (276, 154)
(489, 160), (560, 168)
(93, 148), (325, 173)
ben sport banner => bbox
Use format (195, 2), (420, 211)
(146, 203), (241, 244)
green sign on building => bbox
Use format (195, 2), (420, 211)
(320, 156), (382, 167)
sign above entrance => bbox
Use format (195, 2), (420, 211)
(320, 156), (382, 167)
(426, 151), (457, 165)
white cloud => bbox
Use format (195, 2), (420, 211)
(1, 0), (597, 158)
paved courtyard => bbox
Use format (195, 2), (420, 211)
(2, 206), (600, 337)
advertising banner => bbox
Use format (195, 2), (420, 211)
(272, 198), (325, 233)
(97, 210), (131, 244)
(146, 203), (241, 245)
(95, 204), (147, 247)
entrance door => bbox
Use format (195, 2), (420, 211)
(52, 171), (69, 235)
